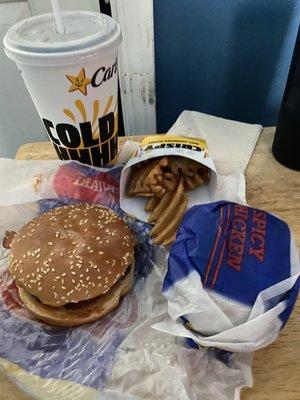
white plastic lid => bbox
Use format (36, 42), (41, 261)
(3, 11), (121, 66)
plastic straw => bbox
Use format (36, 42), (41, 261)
(51, 0), (65, 34)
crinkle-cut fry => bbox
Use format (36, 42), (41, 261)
(171, 157), (206, 179)
(150, 179), (185, 237)
(145, 164), (163, 183)
(158, 156), (169, 168)
(153, 193), (188, 244)
(148, 191), (172, 223)
(149, 184), (165, 194)
(145, 196), (159, 212)
(184, 173), (205, 190)
(162, 234), (176, 246)
(127, 160), (159, 196)
(134, 192), (155, 197)
(143, 160), (169, 192)
(200, 166), (211, 182)
(184, 176), (197, 190)
(192, 173), (205, 185)
(162, 179), (178, 191)
(162, 172), (174, 179)
(161, 171), (178, 191)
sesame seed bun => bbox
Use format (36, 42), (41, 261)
(18, 264), (134, 327)
(9, 204), (135, 323)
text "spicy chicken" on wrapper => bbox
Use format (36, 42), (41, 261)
(120, 135), (218, 245)
(153, 201), (300, 353)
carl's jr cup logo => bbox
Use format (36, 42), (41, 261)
(42, 60), (119, 167)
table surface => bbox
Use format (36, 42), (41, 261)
(1, 127), (299, 400)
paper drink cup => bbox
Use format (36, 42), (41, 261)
(4, 11), (122, 166)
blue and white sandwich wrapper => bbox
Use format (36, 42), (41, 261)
(153, 201), (300, 353)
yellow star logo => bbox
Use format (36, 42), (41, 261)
(66, 68), (91, 96)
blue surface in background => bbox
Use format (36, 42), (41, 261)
(153, 0), (300, 130)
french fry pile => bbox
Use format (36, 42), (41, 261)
(127, 156), (210, 245)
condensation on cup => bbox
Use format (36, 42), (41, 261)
(3, 11), (122, 166)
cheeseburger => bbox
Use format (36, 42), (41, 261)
(8, 204), (135, 326)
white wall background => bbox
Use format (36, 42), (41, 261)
(0, 0), (100, 158)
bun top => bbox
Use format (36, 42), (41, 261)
(10, 204), (135, 306)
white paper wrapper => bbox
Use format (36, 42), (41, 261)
(0, 110), (280, 400)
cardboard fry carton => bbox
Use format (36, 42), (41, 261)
(120, 135), (218, 222)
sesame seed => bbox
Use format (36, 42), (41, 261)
(61, 272), (67, 277)
(48, 242), (53, 246)
(71, 271), (76, 275)
(61, 286), (66, 290)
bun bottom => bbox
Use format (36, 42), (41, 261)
(18, 264), (134, 327)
